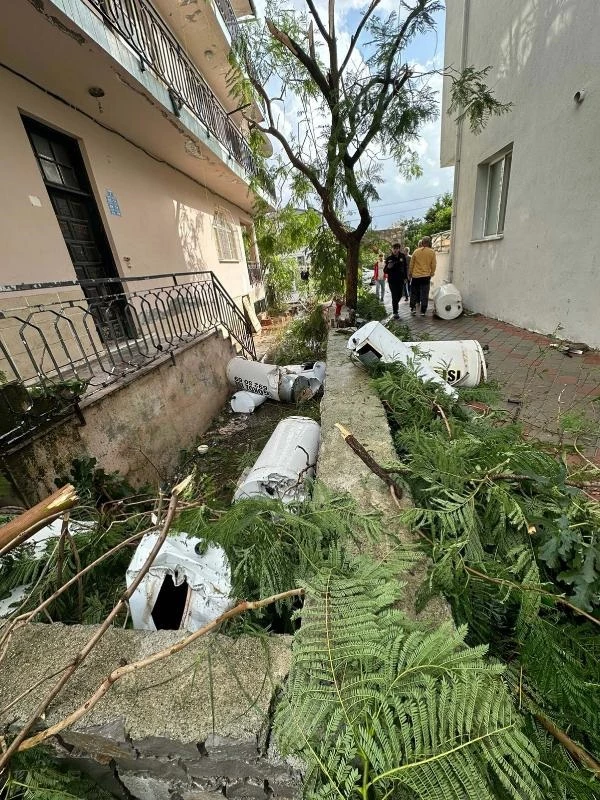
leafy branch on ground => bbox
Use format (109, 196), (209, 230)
(370, 359), (600, 793)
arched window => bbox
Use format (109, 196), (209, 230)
(213, 208), (240, 262)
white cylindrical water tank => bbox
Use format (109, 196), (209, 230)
(432, 283), (463, 320)
(230, 391), (268, 413)
(233, 416), (321, 503)
(126, 533), (232, 632)
(285, 361), (326, 383)
(227, 357), (278, 398)
(287, 362), (326, 395)
(347, 322), (458, 399)
(226, 357), (312, 403)
(404, 340), (487, 387)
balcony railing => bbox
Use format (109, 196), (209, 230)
(213, 0), (242, 42)
(0, 272), (255, 450)
(247, 261), (264, 286)
(87, 0), (258, 177)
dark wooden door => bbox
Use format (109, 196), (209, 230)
(22, 117), (133, 341)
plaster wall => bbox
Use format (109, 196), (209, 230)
(442, 0), (600, 346)
(0, 66), (254, 305)
(4, 331), (237, 500)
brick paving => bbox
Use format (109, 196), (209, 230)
(382, 293), (600, 461)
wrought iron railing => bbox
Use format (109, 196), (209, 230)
(0, 272), (255, 449)
(87, 0), (258, 177)
(247, 261), (264, 286)
(213, 0), (241, 42)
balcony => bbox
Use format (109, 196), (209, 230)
(87, 0), (258, 177)
(213, 0), (244, 44)
(0, 273), (256, 449)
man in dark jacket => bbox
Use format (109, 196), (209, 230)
(383, 243), (408, 319)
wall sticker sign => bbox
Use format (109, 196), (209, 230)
(106, 190), (121, 216)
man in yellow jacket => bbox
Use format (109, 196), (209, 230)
(408, 236), (436, 317)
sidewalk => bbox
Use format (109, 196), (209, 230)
(381, 291), (600, 462)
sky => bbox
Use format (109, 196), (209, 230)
(252, 0), (454, 229)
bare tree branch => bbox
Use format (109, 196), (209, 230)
(15, 588), (305, 753)
(0, 485), (78, 558)
(305, 0), (330, 43)
(339, 0), (382, 75)
(266, 19), (331, 101)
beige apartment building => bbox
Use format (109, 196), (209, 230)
(0, 0), (271, 480)
(441, 0), (600, 347)
(0, 0), (267, 304)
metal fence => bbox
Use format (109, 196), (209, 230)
(88, 0), (258, 177)
(432, 230), (451, 254)
(212, 0), (241, 42)
(0, 272), (255, 449)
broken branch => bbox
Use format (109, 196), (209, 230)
(462, 565), (600, 629)
(0, 485), (78, 557)
(433, 402), (452, 438)
(16, 588), (305, 752)
(534, 712), (600, 778)
(335, 423), (403, 498)
(0, 476), (191, 771)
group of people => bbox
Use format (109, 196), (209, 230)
(373, 237), (437, 319)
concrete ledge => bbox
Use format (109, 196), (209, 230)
(318, 330), (451, 626)
(3, 330), (239, 502)
(0, 624), (296, 799)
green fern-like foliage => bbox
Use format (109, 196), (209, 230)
(275, 553), (543, 800)
(0, 514), (147, 625)
(3, 747), (115, 799)
(175, 485), (409, 631)
(370, 359), (600, 792)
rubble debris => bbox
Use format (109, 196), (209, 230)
(233, 416), (321, 504)
(126, 532), (232, 632)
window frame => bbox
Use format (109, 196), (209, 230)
(213, 208), (241, 263)
(472, 145), (513, 242)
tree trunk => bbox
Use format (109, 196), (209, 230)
(345, 238), (361, 309)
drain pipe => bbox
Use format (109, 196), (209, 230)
(448, 0), (471, 283)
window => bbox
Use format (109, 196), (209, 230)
(213, 209), (240, 261)
(473, 147), (512, 239)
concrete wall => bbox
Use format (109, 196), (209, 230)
(5, 331), (237, 501)
(432, 252), (451, 291)
(442, 0), (600, 346)
(0, 66), (254, 305)
(317, 331), (451, 627)
(0, 625), (297, 800)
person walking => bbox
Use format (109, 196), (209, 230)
(403, 247), (412, 301)
(408, 236), (436, 317)
(383, 242), (408, 319)
(373, 252), (386, 302)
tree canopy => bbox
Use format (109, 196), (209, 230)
(254, 205), (321, 312)
(401, 192), (452, 250)
(234, 0), (510, 308)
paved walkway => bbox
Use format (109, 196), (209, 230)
(382, 291), (600, 461)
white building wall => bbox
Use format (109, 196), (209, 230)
(442, 0), (600, 347)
